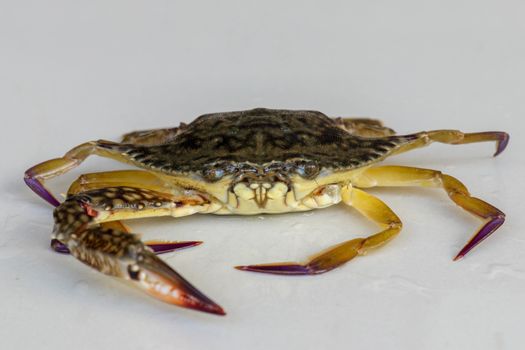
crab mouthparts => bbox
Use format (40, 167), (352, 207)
(249, 182), (272, 208)
(232, 181), (290, 209)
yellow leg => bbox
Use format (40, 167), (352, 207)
(353, 166), (505, 260)
(24, 140), (135, 206)
(393, 129), (509, 157)
(53, 185), (224, 315)
(236, 186), (402, 275)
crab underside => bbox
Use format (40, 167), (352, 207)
(24, 108), (509, 315)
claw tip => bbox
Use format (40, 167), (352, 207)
(24, 175), (61, 207)
(211, 306), (227, 316)
(453, 253), (464, 261)
(234, 264), (315, 275)
(184, 297), (227, 316)
(493, 132), (510, 157)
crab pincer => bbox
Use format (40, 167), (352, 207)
(125, 244), (225, 314)
(128, 249), (225, 315)
(52, 188), (225, 315)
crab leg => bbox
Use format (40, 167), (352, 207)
(24, 140), (137, 206)
(353, 166), (505, 260)
(51, 218), (197, 255)
(393, 130), (509, 157)
(53, 185), (225, 315)
(52, 239), (202, 255)
(236, 187), (402, 275)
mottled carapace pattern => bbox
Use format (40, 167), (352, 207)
(109, 108), (415, 176)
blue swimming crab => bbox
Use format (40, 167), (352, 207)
(24, 108), (509, 315)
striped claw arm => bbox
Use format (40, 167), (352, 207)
(53, 186), (225, 315)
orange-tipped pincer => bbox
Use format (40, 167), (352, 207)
(131, 251), (226, 315)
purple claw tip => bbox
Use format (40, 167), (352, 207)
(148, 241), (203, 254)
(454, 216), (505, 260)
(494, 132), (510, 157)
(51, 239), (70, 254)
(236, 264), (313, 275)
(24, 174), (60, 207)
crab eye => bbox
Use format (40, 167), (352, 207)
(296, 162), (320, 179)
(203, 168), (225, 182)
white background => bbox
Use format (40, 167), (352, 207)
(1, 1), (524, 349)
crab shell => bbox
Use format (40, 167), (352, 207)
(102, 108), (414, 214)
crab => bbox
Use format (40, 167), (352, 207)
(24, 108), (509, 316)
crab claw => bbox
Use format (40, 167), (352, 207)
(130, 251), (226, 315)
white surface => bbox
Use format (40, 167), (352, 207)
(1, 1), (524, 349)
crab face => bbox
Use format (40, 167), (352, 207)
(227, 163), (291, 209)
(199, 158), (325, 210)
(24, 108), (509, 316)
